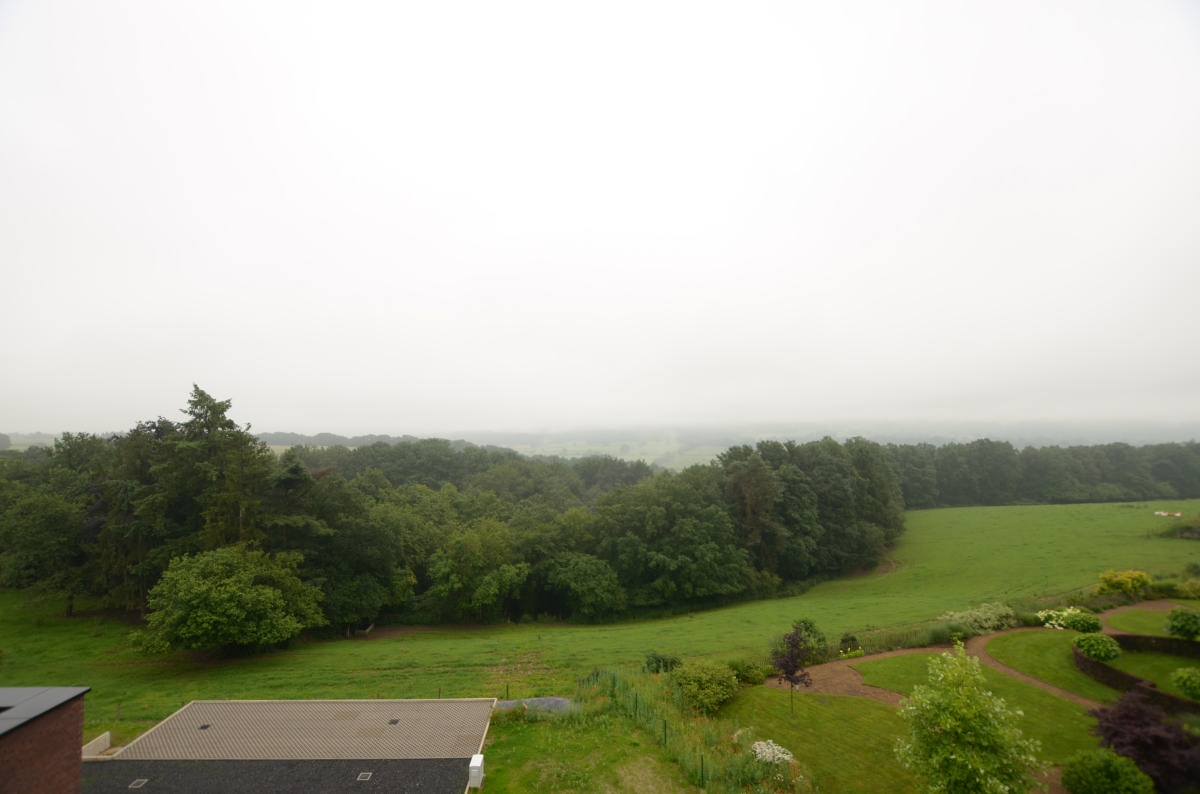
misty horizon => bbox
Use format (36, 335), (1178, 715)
(3, 1), (1198, 438)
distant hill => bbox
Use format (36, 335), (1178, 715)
(257, 431), (424, 448)
(255, 420), (1200, 470)
(8, 422), (1198, 469)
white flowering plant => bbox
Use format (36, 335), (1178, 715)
(1037, 606), (1102, 633)
(751, 739), (795, 764)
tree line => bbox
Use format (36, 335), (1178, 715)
(889, 437), (1200, 508)
(2, 387), (1196, 650)
(0, 388), (906, 644)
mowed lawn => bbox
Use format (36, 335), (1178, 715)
(853, 652), (1098, 763)
(2, 499), (1198, 752)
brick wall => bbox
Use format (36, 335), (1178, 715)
(0, 695), (85, 794)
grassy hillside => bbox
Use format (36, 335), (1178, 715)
(4, 499), (1199, 786)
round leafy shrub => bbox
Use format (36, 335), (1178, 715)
(1066, 612), (1103, 633)
(1177, 579), (1200, 599)
(1170, 667), (1200, 701)
(1061, 748), (1154, 794)
(1074, 633), (1121, 662)
(1165, 607), (1200, 641)
(1066, 614), (1103, 633)
(728, 658), (771, 685)
(671, 660), (739, 716)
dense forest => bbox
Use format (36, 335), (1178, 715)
(1, 387), (1197, 650)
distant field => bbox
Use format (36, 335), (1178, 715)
(3, 499), (1199, 774)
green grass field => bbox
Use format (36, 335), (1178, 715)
(3, 499), (1199, 791)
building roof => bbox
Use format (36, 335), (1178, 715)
(0, 686), (90, 738)
(115, 699), (495, 760)
(82, 758), (473, 793)
(83, 698), (495, 794)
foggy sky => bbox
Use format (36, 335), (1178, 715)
(3, 1), (1199, 436)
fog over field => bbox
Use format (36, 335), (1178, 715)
(2, 1), (1199, 437)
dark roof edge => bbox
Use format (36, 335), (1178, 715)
(0, 686), (90, 737)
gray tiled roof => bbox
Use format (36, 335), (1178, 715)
(115, 699), (495, 761)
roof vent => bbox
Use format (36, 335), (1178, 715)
(388, 718), (399, 725)
(128, 780), (148, 789)
(198, 724), (210, 730)
(357, 772), (373, 781)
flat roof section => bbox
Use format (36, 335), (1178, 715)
(82, 758), (470, 793)
(0, 686), (90, 737)
(115, 699), (495, 761)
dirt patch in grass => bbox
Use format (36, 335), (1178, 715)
(763, 647), (935, 705)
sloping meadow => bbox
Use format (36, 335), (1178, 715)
(3, 499), (1198, 786)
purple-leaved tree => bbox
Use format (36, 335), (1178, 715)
(771, 618), (825, 715)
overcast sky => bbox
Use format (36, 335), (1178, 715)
(2, 1), (1199, 436)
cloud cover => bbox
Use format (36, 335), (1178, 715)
(2, 0), (1199, 435)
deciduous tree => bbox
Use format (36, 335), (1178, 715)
(896, 642), (1043, 793)
(771, 618), (824, 715)
(141, 545), (325, 653)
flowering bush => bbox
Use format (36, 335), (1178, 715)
(838, 647), (865, 659)
(1037, 606), (1103, 633)
(752, 739), (795, 764)
(1095, 569), (1151, 599)
(938, 602), (1017, 636)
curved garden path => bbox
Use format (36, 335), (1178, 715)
(761, 601), (1182, 794)
(764, 600), (1182, 707)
